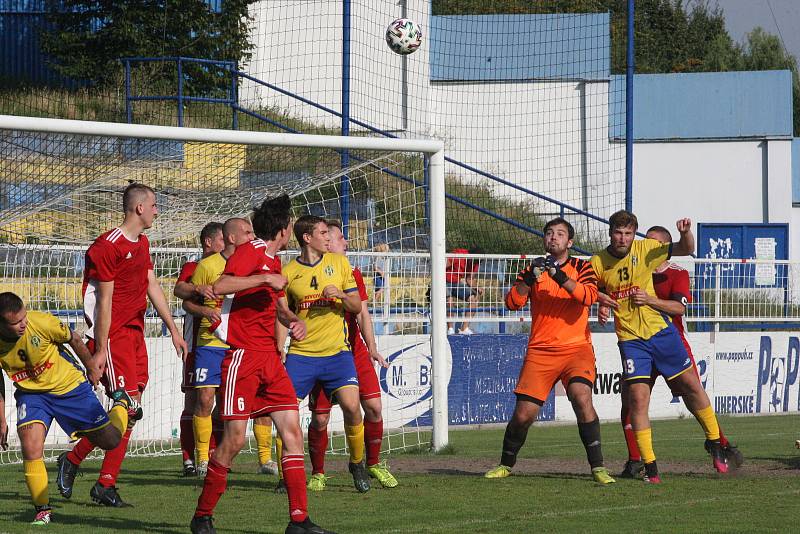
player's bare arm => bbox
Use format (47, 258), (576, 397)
(213, 272), (287, 295)
(92, 279), (114, 363)
(276, 296), (306, 341)
(597, 304), (612, 325)
(356, 300), (388, 368)
(670, 218), (695, 256)
(630, 289), (686, 316)
(67, 329), (103, 385)
(147, 269), (188, 360)
(182, 299), (221, 325)
(322, 284), (362, 313)
(274, 317), (289, 361)
(596, 291), (619, 309)
(174, 280), (215, 301)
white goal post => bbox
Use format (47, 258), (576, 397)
(0, 114), (450, 455)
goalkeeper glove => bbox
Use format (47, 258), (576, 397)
(517, 257), (547, 287)
(544, 257), (569, 287)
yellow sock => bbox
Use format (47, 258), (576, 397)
(108, 405), (129, 435)
(253, 422), (273, 464)
(276, 436), (283, 479)
(193, 415), (213, 463)
(694, 405), (721, 441)
(23, 459), (49, 507)
(634, 428), (656, 464)
(345, 422), (365, 465)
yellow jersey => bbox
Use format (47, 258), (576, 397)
(283, 253), (358, 357)
(590, 238), (672, 341)
(190, 252), (229, 349)
(0, 311), (84, 395)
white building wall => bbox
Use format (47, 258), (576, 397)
(245, 4), (797, 259)
(633, 140), (797, 260)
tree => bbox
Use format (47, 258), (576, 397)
(39, 0), (256, 94)
(739, 27), (800, 136)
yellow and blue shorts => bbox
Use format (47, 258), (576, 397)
(193, 345), (227, 388)
(618, 323), (694, 383)
(15, 381), (110, 440)
(285, 351), (359, 401)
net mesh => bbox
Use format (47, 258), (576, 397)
(0, 128), (434, 463)
(0, 1), (625, 252)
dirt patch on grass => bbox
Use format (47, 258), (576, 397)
(317, 454), (799, 479)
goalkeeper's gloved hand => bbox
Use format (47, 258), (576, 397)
(544, 256), (569, 287)
(517, 257), (547, 286)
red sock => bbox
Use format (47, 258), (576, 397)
(195, 458), (230, 517)
(281, 454), (308, 523)
(719, 428), (730, 448)
(621, 404), (641, 461)
(180, 411), (194, 462)
(364, 418), (383, 466)
(98, 428), (131, 487)
(307, 425), (328, 475)
(67, 435), (95, 465)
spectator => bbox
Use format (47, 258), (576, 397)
(446, 247), (483, 335)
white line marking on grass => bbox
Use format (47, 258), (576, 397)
(383, 489), (800, 533)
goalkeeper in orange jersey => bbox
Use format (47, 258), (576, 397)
(0, 292), (137, 526)
(484, 218), (615, 484)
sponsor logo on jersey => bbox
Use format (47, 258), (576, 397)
(609, 286), (640, 300)
(11, 361), (54, 382)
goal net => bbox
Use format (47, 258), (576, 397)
(0, 116), (446, 463)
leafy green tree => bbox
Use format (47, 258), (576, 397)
(40, 0), (256, 93)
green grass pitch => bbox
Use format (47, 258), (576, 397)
(1, 415), (798, 533)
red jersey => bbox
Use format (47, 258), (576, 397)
(83, 228), (153, 339)
(346, 268), (369, 355)
(214, 239), (283, 352)
(177, 261), (199, 353)
(652, 263), (693, 354)
(446, 248), (479, 284)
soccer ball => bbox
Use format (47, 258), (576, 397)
(386, 18), (422, 55)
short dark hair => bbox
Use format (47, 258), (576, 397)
(122, 183), (155, 213)
(199, 222), (223, 246)
(252, 194), (292, 241)
(646, 225), (673, 242)
(293, 215), (326, 246)
(608, 210), (638, 232)
(0, 292), (24, 318)
(325, 219), (343, 231)
(543, 217), (575, 240)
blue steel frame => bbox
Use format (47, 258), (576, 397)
(123, 4), (637, 253)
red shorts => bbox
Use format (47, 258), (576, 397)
(310, 346), (381, 414)
(514, 344), (596, 404)
(89, 326), (149, 396)
(220, 348), (298, 420)
(181, 351), (196, 392)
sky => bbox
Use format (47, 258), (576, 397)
(711, 0), (800, 61)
